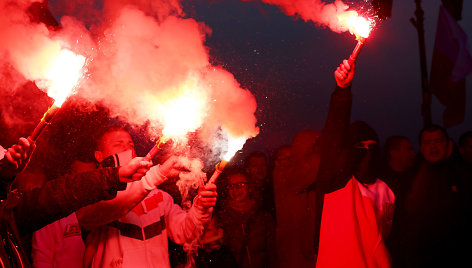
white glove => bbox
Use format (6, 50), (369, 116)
(141, 164), (168, 190)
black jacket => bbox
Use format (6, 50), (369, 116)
(313, 85), (352, 252)
(0, 167), (126, 268)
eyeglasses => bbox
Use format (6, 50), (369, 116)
(353, 140), (377, 150)
(227, 182), (248, 190)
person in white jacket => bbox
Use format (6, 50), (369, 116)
(32, 125), (217, 268)
(31, 160), (96, 268)
(31, 212), (86, 268)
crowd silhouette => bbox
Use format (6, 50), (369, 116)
(1, 58), (471, 268)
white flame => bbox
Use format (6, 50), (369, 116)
(222, 135), (247, 161)
(337, 11), (372, 39)
(35, 49), (86, 107)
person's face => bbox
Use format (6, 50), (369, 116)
(420, 130), (448, 163)
(274, 147), (292, 169)
(391, 139), (416, 169)
(94, 130), (135, 162)
(228, 174), (249, 202)
(460, 137), (472, 164)
(246, 156), (267, 182)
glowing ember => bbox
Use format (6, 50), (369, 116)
(35, 49), (86, 107)
(337, 11), (372, 39)
(158, 79), (208, 139)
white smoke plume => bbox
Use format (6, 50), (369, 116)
(177, 157), (206, 208)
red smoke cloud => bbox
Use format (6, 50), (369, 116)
(245, 0), (374, 34)
(1, 0), (259, 160)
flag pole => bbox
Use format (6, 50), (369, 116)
(411, 0), (432, 126)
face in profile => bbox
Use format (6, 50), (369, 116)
(227, 173), (249, 202)
(420, 130), (448, 163)
(94, 130), (136, 162)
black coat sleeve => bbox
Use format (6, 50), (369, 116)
(313, 85), (352, 252)
(13, 167), (126, 236)
(316, 85), (352, 193)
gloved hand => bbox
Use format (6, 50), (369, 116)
(141, 155), (191, 190)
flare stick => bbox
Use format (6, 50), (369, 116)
(29, 104), (60, 142)
(207, 160), (228, 184)
(144, 137), (168, 161)
(348, 37), (366, 65)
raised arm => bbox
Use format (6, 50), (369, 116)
(316, 59), (355, 192)
(77, 156), (190, 230)
(166, 183), (217, 244)
(0, 137), (36, 181)
(13, 157), (151, 236)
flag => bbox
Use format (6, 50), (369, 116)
(316, 178), (394, 268)
(441, 0), (463, 21)
(430, 5), (472, 128)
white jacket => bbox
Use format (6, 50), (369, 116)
(84, 189), (210, 268)
(31, 213), (85, 268)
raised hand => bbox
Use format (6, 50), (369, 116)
(1, 137), (36, 178)
(118, 157), (152, 183)
(334, 59), (355, 88)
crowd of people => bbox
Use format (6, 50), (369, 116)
(1, 59), (471, 268)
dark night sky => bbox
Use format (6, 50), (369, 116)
(47, 0), (472, 162)
(184, 0), (472, 159)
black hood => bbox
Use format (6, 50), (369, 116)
(347, 121), (380, 184)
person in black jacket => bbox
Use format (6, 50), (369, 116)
(0, 136), (151, 267)
(314, 60), (394, 267)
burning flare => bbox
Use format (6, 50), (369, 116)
(144, 76), (209, 161)
(208, 133), (248, 184)
(222, 136), (247, 161)
(29, 48), (86, 142)
(159, 79), (208, 138)
(337, 11), (373, 65)
(337, 11), (372, 39)
(36, 49), (87, 107)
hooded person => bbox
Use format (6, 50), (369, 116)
(313, 59), (394, 268)
(316, 121), (395, 268)
(347, 121), (382, 184)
